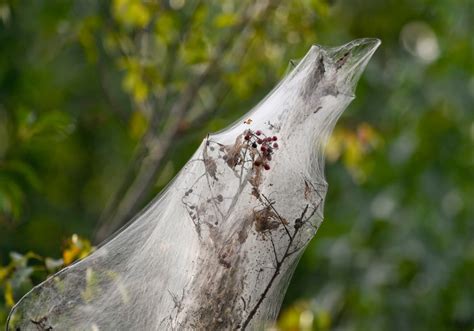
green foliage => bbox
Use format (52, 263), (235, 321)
(0, 0), (472, 329)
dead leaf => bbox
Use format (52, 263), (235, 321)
(204, 157), (218, 180)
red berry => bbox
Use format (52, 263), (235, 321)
(256, 130), (262, 136)
(263, 164), (270, 170)
(260, 146), (267, 152)
(273, 143), (278, 148)
(244, 135), (251, 141)
(272, 136), (278, 141)
(267, 155), (272, 161)
(257, 138), (263, 144)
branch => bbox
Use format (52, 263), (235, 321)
(241, 201), (318, 330)
(94, 2), (271, 241)
(94, 2), (204, 240)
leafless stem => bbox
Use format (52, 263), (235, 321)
(261, 193), (291, 239)
(241, 200), (318, 330)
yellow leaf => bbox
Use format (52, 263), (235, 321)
(155, 13), (177, 44)
(0, 266), (9, 282)
(133, 78), (148, 103)
(62, 235), (93, 265)
(213, 13), (238, 28)
(129, 110), (148, 140)
(112, 0), (151, 28)
(122, 69), (149, 103)
(5, 281), (14, 307)
(344, 134), (363, 167)
(325, 130), (344, 162)
(63, 246), (80, 265)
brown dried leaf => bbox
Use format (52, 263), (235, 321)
(253, 206), (283, 233)
(251, 187), (260, 199)
(205, 157), (218, 180)
(238, 215), (254, 244)
(249, 165), (262, 191)
(224, 134), (244, 169)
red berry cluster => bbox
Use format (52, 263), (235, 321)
(244, 129), (279, 170)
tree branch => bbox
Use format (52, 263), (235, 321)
(95, 1), (280, 242)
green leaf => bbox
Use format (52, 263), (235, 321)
(2, 160), (41, 190)
(17, 109), (74, 143)
(0, 178), (24, 219)
(213, 13), (238, 28)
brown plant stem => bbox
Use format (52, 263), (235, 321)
(241, 203), (318, 330)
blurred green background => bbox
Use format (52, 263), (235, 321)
(0, 0), (473, 329)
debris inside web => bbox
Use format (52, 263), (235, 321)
(7, 38), (379, 331)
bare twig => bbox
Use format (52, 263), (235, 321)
(261, 193), (292, 239)
(241, 200), (319, 330)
